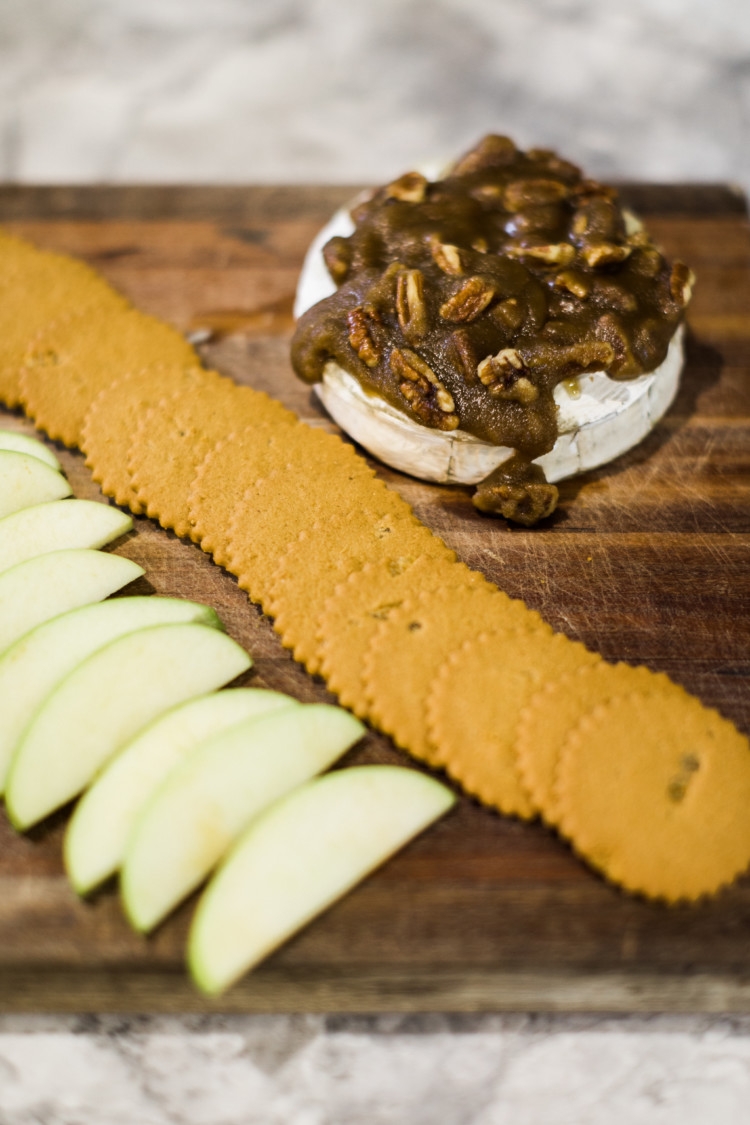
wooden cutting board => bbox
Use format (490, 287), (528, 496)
(0, 183), (748, 1014)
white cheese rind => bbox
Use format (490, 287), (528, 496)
(313, 327), (683, 485)
(296, 206), (684, 485)
(293, 206), (355, 320)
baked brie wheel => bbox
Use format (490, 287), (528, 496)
(292, 135), (693, 524)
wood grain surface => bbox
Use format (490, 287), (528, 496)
(0, 183), (748, 1013)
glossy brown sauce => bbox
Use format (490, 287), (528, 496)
(292, 136), (693, 523)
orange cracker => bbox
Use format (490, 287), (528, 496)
(0, 231), (58, 283)
(128, 381), (294, 539)
(364, 584), (547, 768)
(427, 628), (599, 818)
(82, 363), (224, 515)
(225, 425), (394, 610)
(515, 661), (677, 828)
(555, 689), (750, 902)
(187, 421), (294, 566)
(20, 304), (196, 447)
(318, 555), (492, 717)
(267, 506), (454, 674)
(0, 249), (127, 409)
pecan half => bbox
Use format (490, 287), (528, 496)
(396, 269), (428, 341)
(592, 314), (635, 374)
(503, 178), (570, 211)
(669, 261), (695, 307)
(477, 348), (539, 404)
(504, 203), (564, 236)
(521, 339), (616, 379)
(322, 236), (352, 284)
(592, 278), (638, 313)
(630, 247), (663, 278)
(385, 171), (428, 203)
(450, 134), (517, 176)
(580, 242), (632, 269)
(507, 243), (575, 268)
(473, 458), (558, 525)
(429, 238), (463, 276)
(570, 179), (618, 202)
(490, 297), (526, 334)
(447, 329), (477, 384)
(571, 198), (623, 243)
(571, 211), (589, 237)
(470, 183), (504, 203)
(555, 270), (591, 299)
(390, 347), (459, 430)
(347, 306), (380, 367)
(439, 276), (496, 322)
(528, 150), (581, 180)
(626, 228), (651, 248)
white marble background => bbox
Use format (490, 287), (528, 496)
(1, 0), (749, 191)
(1, 1), (750, 1122)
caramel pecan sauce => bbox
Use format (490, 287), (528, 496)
(291, 135), (693, 524)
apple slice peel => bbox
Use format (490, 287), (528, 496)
(121, 703), (365, 933)
(0, 449), (71, 518)
(188, 765), (456, 996)
(0, 596), (222, 795)
(0, 430), (61, 471)
(66, 687), (299, 895)
(0, 548), (144, 656)
(0, 499), (132, 576)
(5, 622), (252, 830)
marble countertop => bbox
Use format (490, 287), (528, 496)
(1, 1013), (749, 1124)
(0, 0), (749, 194)
(1, 1), (750, 1121)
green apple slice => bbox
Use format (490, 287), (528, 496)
(0, 548), (144, 655)
(0, 500), (132, 576)
(0, 596), (222, 795)
(66, 688), (298, 895)
(0, 430), (61, 471)
(122, 704), (365, 933)
(5, 622), (252, 830)
(0, 450), (71, 518)
(188, 765), (456, 995)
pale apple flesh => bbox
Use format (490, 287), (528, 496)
(5, 622), (252, 830)
(0, 450), (71, 518)
(66, 688), (299, 895)
(0, 548), (144, 656)
(121, 704), (365, 933)
(0, 430), (61, 471)
(0, 596), (223, 795)
(0, 499), (132, 576)
(188, 765), (456, 995)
